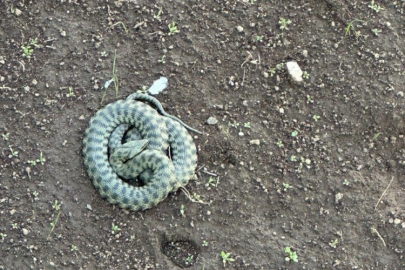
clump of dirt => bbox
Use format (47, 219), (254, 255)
(161, 240), (200, 268)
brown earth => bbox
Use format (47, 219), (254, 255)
(1, 0), (405, 269)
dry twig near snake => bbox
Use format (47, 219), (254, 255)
(83, 93), (199, 211)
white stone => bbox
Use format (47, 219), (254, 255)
(147, 77), (168, 95)
(236, 26), (244, 32)
(249, 139), (260, 145)
(206, 117), (218, 125)
(394, 218), (402, 225)
(335, 193), (343, 203)
(286, 61), (303, 82)
(15, 8), (22, 16)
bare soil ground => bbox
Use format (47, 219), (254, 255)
(1, 0), (405, 269)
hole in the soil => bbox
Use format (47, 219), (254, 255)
(161, 239), (200, 268)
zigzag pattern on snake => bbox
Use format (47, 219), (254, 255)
(82, 93), (198, 211)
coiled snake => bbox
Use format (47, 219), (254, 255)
(83, 93), (199, 211)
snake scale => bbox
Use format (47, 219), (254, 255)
(83, 93), (198, 211)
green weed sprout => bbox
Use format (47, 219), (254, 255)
(285, 247), (298, 262)
(221, 251), (235, 267)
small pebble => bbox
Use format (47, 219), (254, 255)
(10, 209), (16, 215)
(15, 8), (22, 16)
(236, 25), (244, 32)
(206, 116), (218, 125)
(32, 79), (38, 86)
(79, 115), (85, 120)
(238, 132), (244, 137)
(22, 228), (29, 235)
(86, 204), (92, 211)
(286, 61), (303, 82)
(302, 50), (308, 57)
(249, 139), (260, 145)
(60, 30), (66, 37)
(394, 218), (402, 225)
(335, 193), (343, 203)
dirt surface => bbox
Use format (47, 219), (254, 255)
(1, 0), (405, 269)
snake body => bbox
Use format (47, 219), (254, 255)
(83, 93), (198, 211)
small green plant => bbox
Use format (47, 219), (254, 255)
(102, 50), (119, 104)
(345, 19), (365, 36)
(32, 191), (39, 197)
(205, 177), (219, 188)
(256, 35), (264, 42)
(285, 247), (298, 262)
(313, 115), (320, 122)
(28, 151), (46, 166)
(269, 67), (277, 77)
(158, 54), (166, 64)
(202, 240), (208, 247)
(303, 71), (310, 79)
(0, 233), (7, 240)
(168, 21), (180, 35)
(8, 146), (19, 157)
(206, 177), (215, 187)
(221, 251), (235, 267)
(291, 131), (298, 137)
(276, 63), (285, 70)
(244, 122), (251, 128)
(372, 28), (381, 36)
(329, 238), (339, 248)
(279, 17), (292, 30)
(52, 200), (61, 211)
(100, 51), (108, 57)
(71, 244), (79, 252)
(66, 87), (75, 97)
(185, 255), (194, 265)
(48, 209), (61, 237)
(276, 140), (284, 148)
(343, 179), (350, 186)
(192, 193), (205, 203)
(2, 133), (10, 141)
(180, 204), (185, 217)
(111, 224), (121, 234)
(283, 183), (293, 191)
(306, 95), (314, 104)
(154, 7), (163, 21)
(22, 38), (40, 58)
(372, 132), (381, 141)
(230, 120), (240, 128)
(130, 235), (135, 241)
(12, 223), (18, 229)
(290, 155), (297, 162)
(368, 0), (383, 12)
